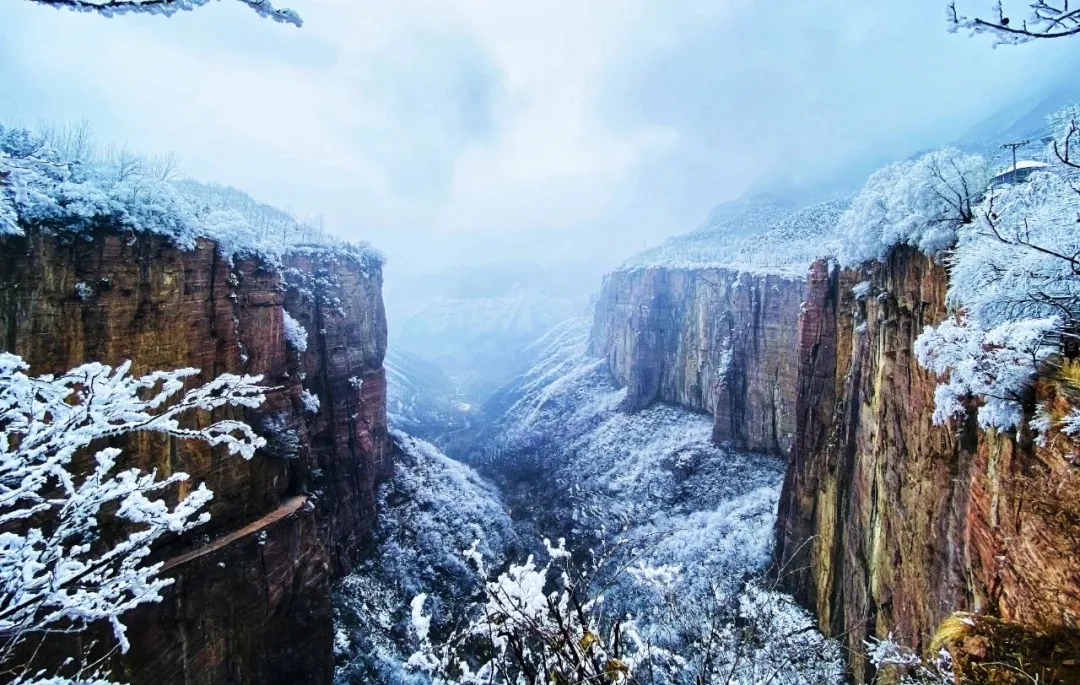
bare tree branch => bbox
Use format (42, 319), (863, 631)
(26, 0), (301, 27)
(949, 1), (1080, 42)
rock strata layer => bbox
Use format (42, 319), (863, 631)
(0, 228), (390, 685)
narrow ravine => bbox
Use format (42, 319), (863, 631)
(332, 316), (844, 684)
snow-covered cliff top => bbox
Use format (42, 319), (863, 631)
(621, 194), (848, 277)
(0, 124), (382, 267)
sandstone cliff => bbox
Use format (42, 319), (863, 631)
(775, 246), (1080, 682)
(589, 267), (805, 454)
(0, 227), (390, 685)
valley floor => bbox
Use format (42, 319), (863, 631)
(334, 318), (844, 684)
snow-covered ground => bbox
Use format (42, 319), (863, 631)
(333, 431), (518, 685)
(467, 317), (845, 683)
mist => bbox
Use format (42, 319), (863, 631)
(3, 0), (1078, 282)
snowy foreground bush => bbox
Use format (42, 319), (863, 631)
(839, 105), (1080, 436)
(0, 354), (266, 684)
(0, 122), (381, 266)
(406, 538), (844, 685)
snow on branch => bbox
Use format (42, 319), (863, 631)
(0, 354), (267, 683)
(948, 1), (1080, 44)
(837, 147), (988, 266)
(915, 316), (1058, 429)
(27, 0), (302, 27)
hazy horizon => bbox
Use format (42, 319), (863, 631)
(4, 0), (1079, 282)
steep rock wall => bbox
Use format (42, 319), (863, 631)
(589, 267), (805, 454)
(283, 249), (390, 572)
(774, 246), (1080, 681)
(0, 228), (389, 685)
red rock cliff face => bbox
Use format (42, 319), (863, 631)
(0, 228), (390, 685)
(282, 248), (390, 572)
(589, 267), (805, 454)
(775, 246), (1080, 681)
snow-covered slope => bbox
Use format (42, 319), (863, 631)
(333, 431), (518, 684)
(623, 194), (848, 276)
(478, 318), (783, 572)
(468, 318), (844, 683)
(385, 347), (472, 443)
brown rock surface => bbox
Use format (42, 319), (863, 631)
(283, 248), (391, 572)
(589, 267), (805, 454)
(0, 228), (390, 684)
(775, 246), (1080, 682)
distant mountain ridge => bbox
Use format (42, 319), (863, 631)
(622, 193), (848, 276)
(624, 78), (1080, 277)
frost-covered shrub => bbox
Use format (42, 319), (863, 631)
(407, 538), (843, 685)
(260, 412), (301, 460)
(916, 316), (1058, 430)
(300, 389), (320, 413)
(282, 310), (309, 352)
(864, 633), (953, 684)
(0, 353), (266, 685)
(837, 148), (988, 266)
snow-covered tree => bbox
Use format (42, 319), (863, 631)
(837, 148), (989, 266)
(0, 122), (379, 267)
(948, 170), (1080, 330)
(915, 105), (1080, 435)
(0, 353), (267, 684)
(948, 1), (1080, 44)
(915, 316), (1059, 430)
(406, 535), (842, 685)
(26, 0), (301, 27)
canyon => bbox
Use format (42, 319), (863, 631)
(4, 210), (1080, 684)
(591, 243), (1080, 682)
(590, 266), (804, 455)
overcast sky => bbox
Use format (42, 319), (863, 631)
(2, 0), (1078, 282)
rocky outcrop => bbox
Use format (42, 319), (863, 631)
(283, 248), (391, 572)
(589, 267), (805, 454)
(0, 227), (390, 684)
(774, 246), (1080, 682)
